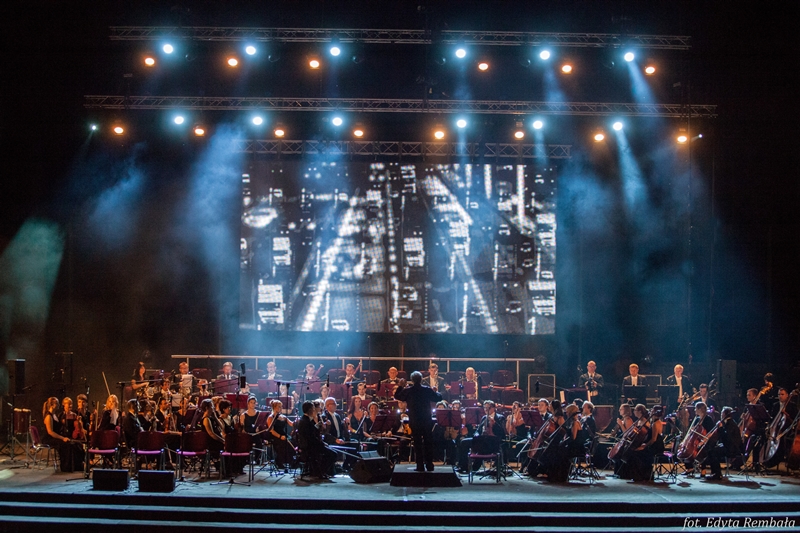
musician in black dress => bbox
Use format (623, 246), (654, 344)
(296, 401), (337, 478)
(682, 401), (715, 474)
(42, 397), (84, 472)
(266, 399), (295, 471)
(628, 405), (665, 482)
(98, 394), (120, 432)
(394, 372), (443, 472)
(539, 402), (571, 482)
(347, 396), (368, 441)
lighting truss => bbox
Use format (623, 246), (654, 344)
(109, 26), (691, 50)
(84, 95), (717, 118)
(235, 140), (572, 159)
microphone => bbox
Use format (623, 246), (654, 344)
(535, 379), (540, 393)
(326, 374), (330, 388)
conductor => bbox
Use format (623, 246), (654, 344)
(394, 371), (442, 472)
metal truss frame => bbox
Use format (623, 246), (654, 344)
(235, 139), (571, 159)
(84, 95), (716, 118)
(109, 26), (691, 50)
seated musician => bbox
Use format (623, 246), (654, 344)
(681, 401), (715, 475)
(131, 362), (149, 398)
(137, 400), (156, 432)
(463, 367), (479, 399)
(666, 364), (694, 400)
(299, 363), (324, 382)
(216, 361), (237, 381)
(279, 383), (299, 414)
(616, 403), (634, 434)
(152, 379), (172, 408)
(122, 399), (144, 461)
(97, 394), (120, 431)
(59, 397), (76, 437)
(353, 382), (372, 406)
(347, 396), (368, 441)
(176, 362), (197, 397)
(578, 361), (604, 400)
(266, 399), (294, 471)
(456, 400), (506, 473)
(382, 367), (402, 387)
(154, 397), (172, 431)
(704, 406), (742, 480)
(262, 361), (282, 381)
(539, 401), (570, 482)
(218, 399), (235, 434)
(624, 404), (663, 482)
(581, 401), (597, 441)
(42, 397), (84, 472)
(200, 398), (225, 471)
(504, 401), (528, 468)
(425, 363), (446, 393)
(296, 401), (337, 479)
(342, 361), (363, 385)
(75, 394), (91, 440)
(696, 383), (715, 411)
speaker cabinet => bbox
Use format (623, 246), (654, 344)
(717, 359), (737, 394)
(138, 470), (175, 492)
(93, 469), (130, 491)
(349, 452), (393, 484)
(6, 359), (25, 396)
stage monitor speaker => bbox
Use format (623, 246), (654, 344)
(349, 453), (393, 484)
(717, 359), (737, 394)
(138, 470), (175, 492)
(93, 469), (129, 491)
(527, 374), (556, 401)
(6, 359), (25, 396)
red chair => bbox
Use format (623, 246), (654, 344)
(191, 368), (212, 382)
(500, 388), (525, 407)
(217, 432), (254, 484)
(177, 430), (210, 480)
(88, 429), (121, 470)
(133, 431), (167, 474)
(397, 371), (408, 380)
(492, 370), (515, 387)
(467, 435), (503, 484)
(365, 370), (381, 387)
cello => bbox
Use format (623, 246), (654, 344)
(528, 417), (556, 461)
(695, 408), (736, 464)
(677, 411), (710, 462)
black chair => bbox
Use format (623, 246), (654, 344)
(468, 435), (503, 484)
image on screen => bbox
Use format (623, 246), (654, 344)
(239, 161), (556, 335)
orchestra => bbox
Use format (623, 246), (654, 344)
(30, 358), (799, 485)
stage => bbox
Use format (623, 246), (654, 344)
(1, 460), (798, 531)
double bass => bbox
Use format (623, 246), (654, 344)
(760, 389), (799, 464)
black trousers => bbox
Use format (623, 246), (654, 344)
(410, 421), (435, 469)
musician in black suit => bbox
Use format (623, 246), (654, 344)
(457, 400), (506, 473)
(705, 406), (742, 480)
(262, 361), (282, 381)
(296, 401), (337, 478)
(622, 364), (647, 388)
(666, 364), (694, 400)
(216, 361), (238, 381)
(394, 371), (443, 472)
(424, 363), (446, 393)
(578, 361), (605, 400)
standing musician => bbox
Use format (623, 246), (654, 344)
(347, 396), (368, 441)
(98, 394), (120, 431)
(578, 361), (605, 400)
(296, 401), (337, 479)
(342, 361), (363, 385)
(394, 372), (443, 472)
(666, 364), (694, 401)
(422, 363), (446, 393)
(622, 363), (646, 387)
(266, 399), (294, 472)
(704, 406), (742, 481)
(740, 387), (768, 465)
(131, 362), (150, 399)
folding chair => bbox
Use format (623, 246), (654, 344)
(133, 432), (167, 474)
(87, 429), (121, 470)
(29, 426), (56, 472)
(177, 430), (210, 480)
(468, 435), (503, 483)
(215, 432), (254, 485)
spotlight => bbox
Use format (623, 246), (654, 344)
(227, 57), (239, 67)
(252, 116), (264, 126)
(353, 128), (364, 138)
(162, 44), (174, 54)
(113, 126), (124, 135)
(532, 120), (543, 130)
(194, 126), (206, 136)
(455, 48), (467, 59)
(332, 116), (344, 127)
(90, 124), (98, 131)
(594, 132), (605, 142)
(433, 128), (445, 140)
(144, 56), (155, 67)
(624, 52), (635, 62)
(329, 46), (341, 57)
(245, 45), (257, 56)
(561, 64), (573, 74)
(676, 135), (688, 144)
(174, 115), (185, 125)
(514, 130), (525, 140)
(477, 62), (489, 71)
(456, 119), (467, 129)
(645, 65), (656, 75)
(539, 50), (551, 60)
(612, 121), (623, 131)
(274, 126), (286, 138)
(309, 58), (320, 69)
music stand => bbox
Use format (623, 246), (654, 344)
(462, 381), (477, 399)
(435, 409), (462, 428)
(257, 379), (279, 396)
(521, 410), (544, 429)
(214, 378), (239, 395)
(623, 385), (648, 405)
(565, 387), (588, 403)
(658, 385), (680, 410)
(746, 403), (770, 422)
(464, 407), (483, 427)
(377, 383), (397, 399)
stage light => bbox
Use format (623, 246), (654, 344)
(433, 128), (445, 140)
(594, 132), (605, 142)
(227, 57), (239, 67)
(645, 65), (656, 75)
(561, 63), (573, 74)
(113, 126), (124, 135)
(194, 126), (206, 136)
(332, 116), (344, 127)
(677, 134), (688, 144)
(353, 128), (364, 138)
(245, 45), (257, 56)
(613, 121), (623, 131)
(539, 50), (551, 60)
(144, 56), (155, 67)
(477, 62), (489, 71)
(309, 58), (320, 69)
(90, 124), (98, 131)
(174, 115), (185, 125)
(274, 125), (286, 138)
(624, 52), (635, 62)
(455, 48), (467, 59)
(532, 120), (543, 130)
(162, 44), (174, 54)
(456, 119), (467, 129)
(514, 130), (525, 140)
(252, 116), (264, 126)
(329, 46), (341, 57)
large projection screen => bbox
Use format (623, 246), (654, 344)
(239, 161), (556, 335)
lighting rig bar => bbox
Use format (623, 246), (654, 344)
(236, 139), (572, 159)
(110, 26), (691, 50)
(84, 95), (716, 118)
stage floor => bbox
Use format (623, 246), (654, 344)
(1, 460), (799, 504)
